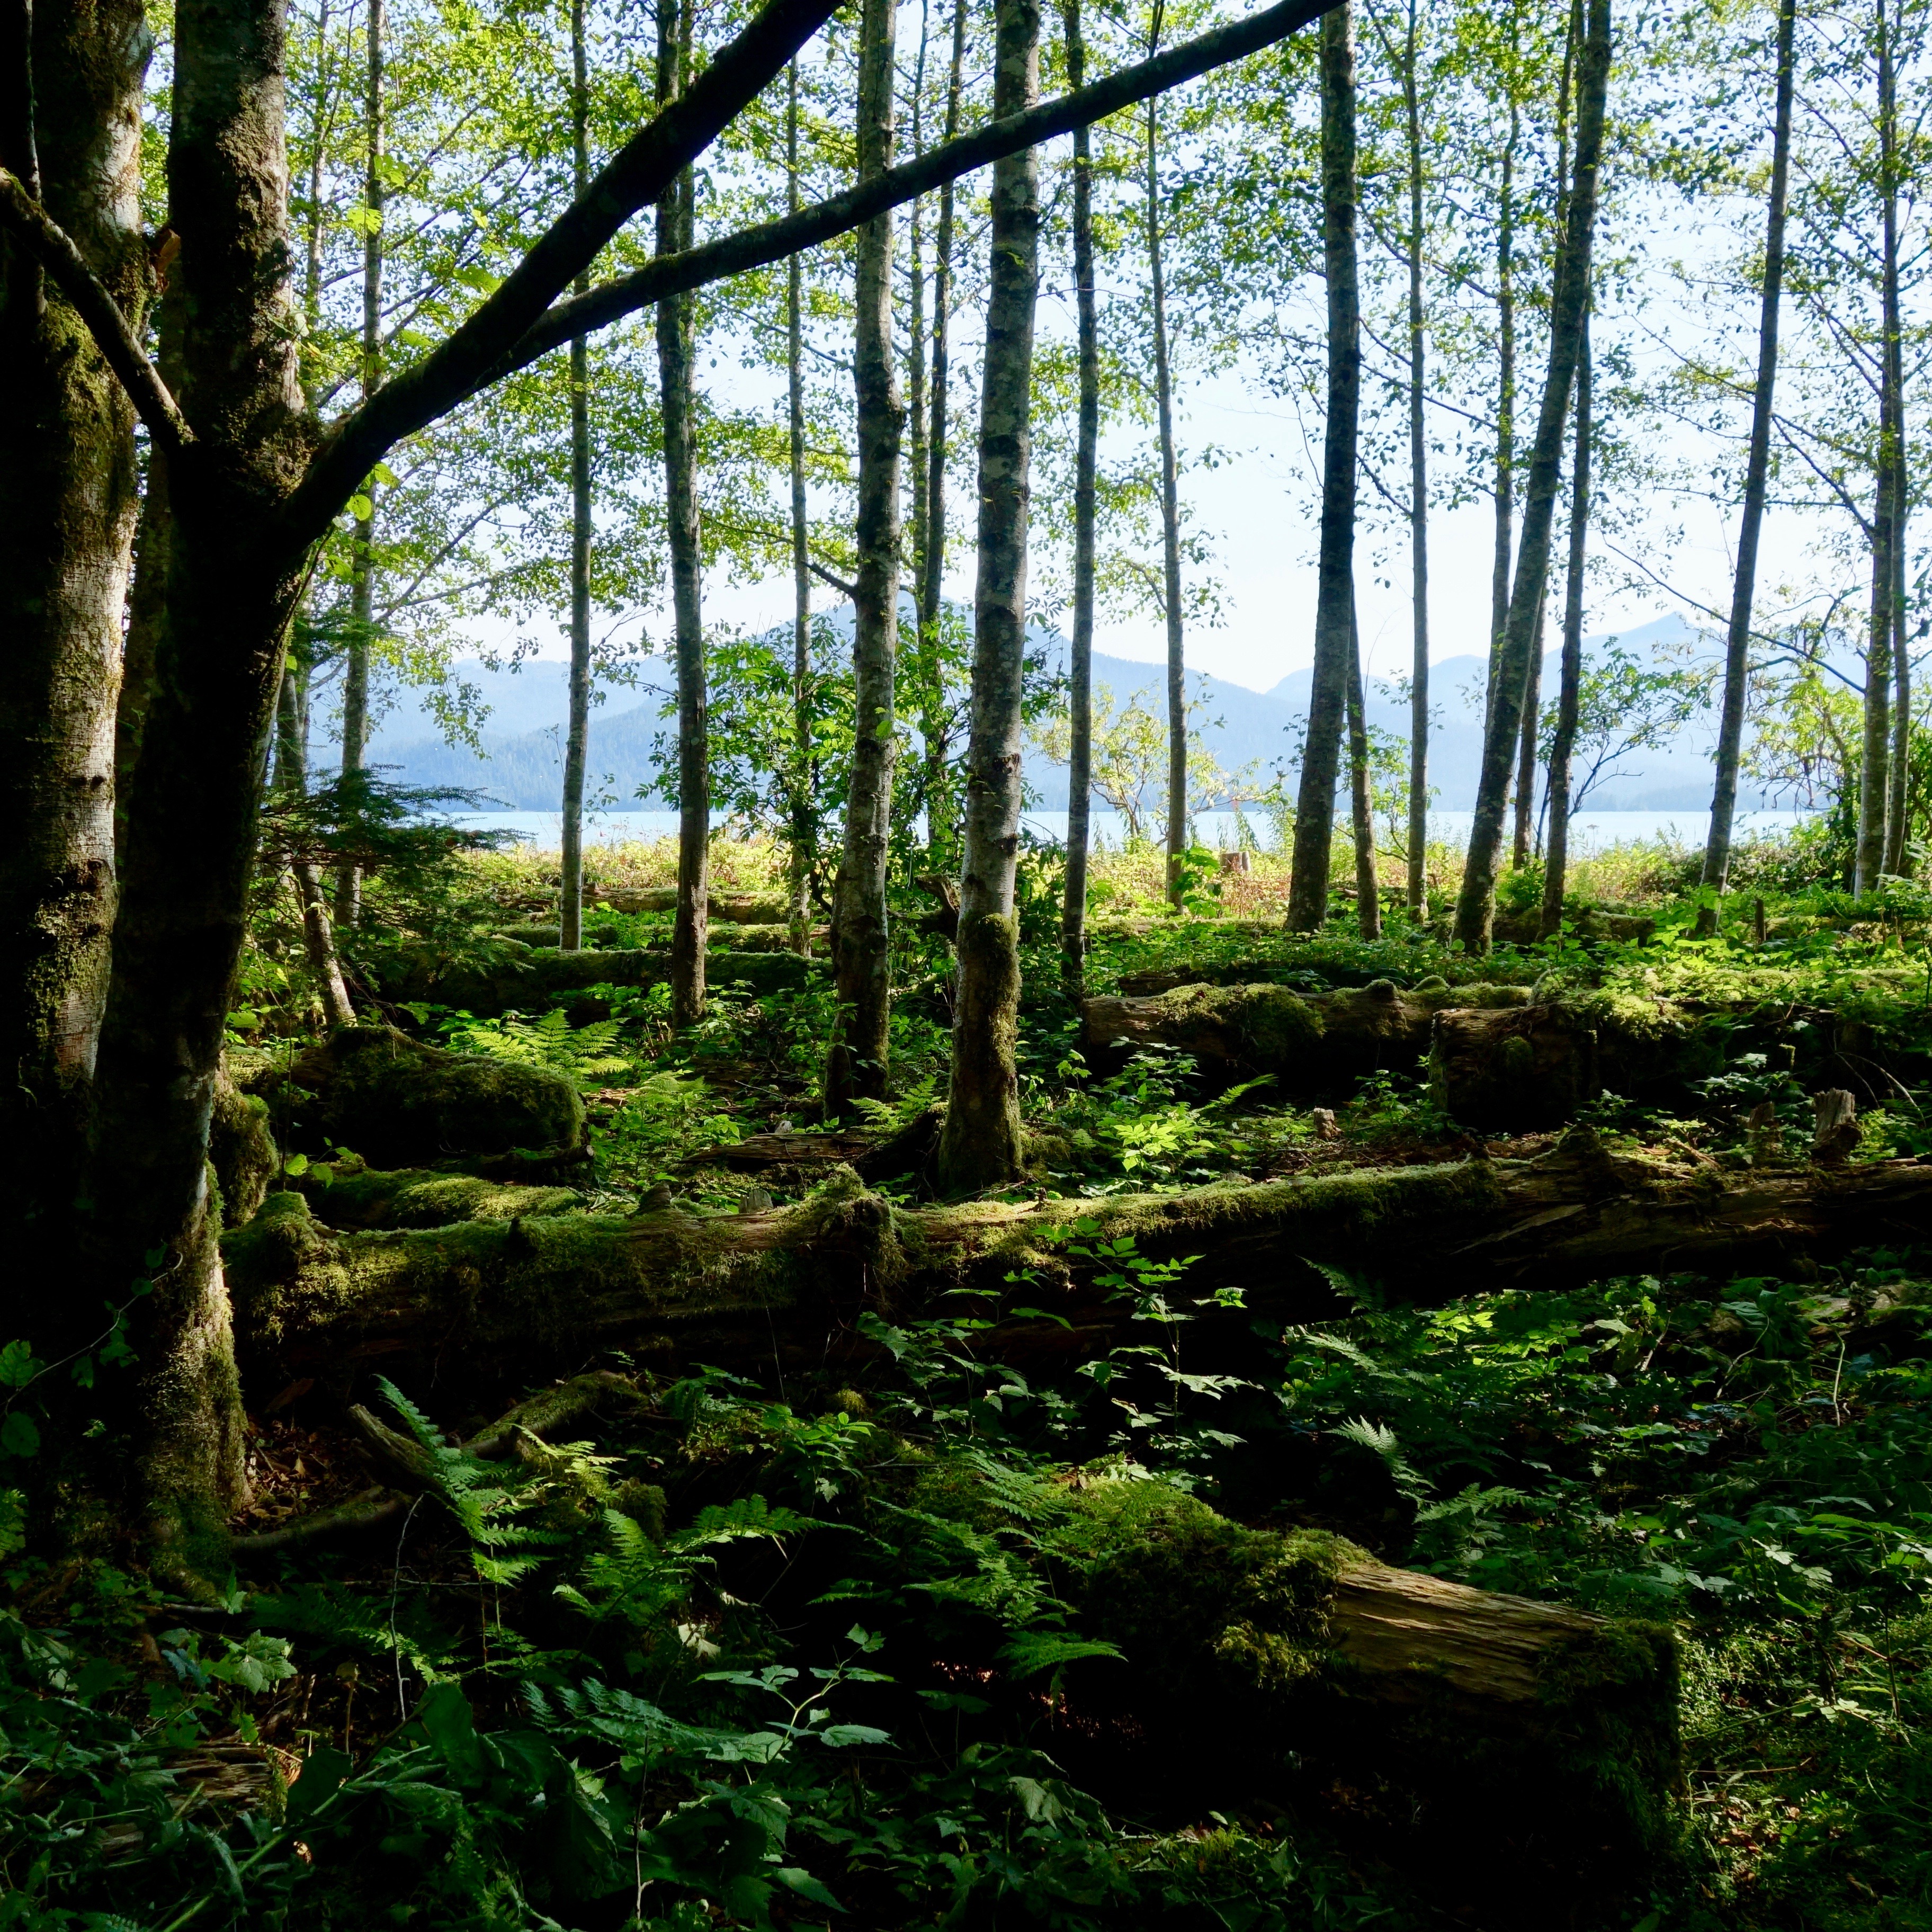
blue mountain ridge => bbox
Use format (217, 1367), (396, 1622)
(347, 608), (1762, 816)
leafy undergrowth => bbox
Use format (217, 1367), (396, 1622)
(11, 1233), (1932, 1929)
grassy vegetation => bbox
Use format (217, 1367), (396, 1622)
(17, 827), (1932, 1928)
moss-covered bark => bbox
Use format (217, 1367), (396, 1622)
(209, 1072), (279, 1228)
(222, 1134), (1932, 1385)
(288, 1162), (582, 1230)
(264, 1026), (586, 1170)
(1056, 1479), (1678, 1855)
(1083, 978), (1531, 1093)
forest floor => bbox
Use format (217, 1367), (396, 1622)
(11, 829), (1932, 1930)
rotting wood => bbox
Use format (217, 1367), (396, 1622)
(222, 1130), (1932, 1385)
(1082, 979), (1531, 1092)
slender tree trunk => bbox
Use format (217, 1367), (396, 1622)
(937, 0), (1040, 1193)
(1061, 0), (1098, 991)
(1286, 0), (1359, 933)
(1484, 108), (1517, 734)
(0, 0), (149, 1235)
(335, 0), (384, 929)
(559, 0), (593, 951)
(1454, 0), (1608, 952)
(826, 0), (904, 1111)
(906, 6), (929, 639)
(1880, 4), (1910, 879)
(1346, 602), (1380, 938)
(920, 0), (969, 866)
(1399, 0), (1429, 919)
(787, 61), (815, 955)
(1512, 606), (1543, 867)
(276, 661), (356, 1024)
(1542, 319), (1591, 938)
(658, 0), (709, 1024)
(1859, 478), (1897, 897)
(1147, 83), (1187, 906)
(1699, 0), (1795, 929)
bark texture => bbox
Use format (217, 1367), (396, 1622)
(826, 0), (903, 1111)
(1454, 0), (1608, 951)
(0, 0), (149, 1234)
(1698, 0), (1794, 927)
(1286, 2), (1359, 933)
(1346, 604), (1381, 938)
(937, 0), (1041, 1193)
(785, 62), (815, 955)
(1398, 0), (1429, 919)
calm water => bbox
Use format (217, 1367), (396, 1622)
(449, 807), (1810, 854)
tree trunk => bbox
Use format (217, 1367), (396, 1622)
(0, 0), (148, 1234)
(275, 661), (356, 1026)
(1511, 604), (1544, 868)
(88, 0), (319, 1530)
(1880, 1), (1910, 881)
(658, 0), (709, 1024)
(335, 0), (384, 930)
(1146, 80), (1187, 907)
(559, 0), (593, 952)
(1859, 467), (1897, 897)
(1541, 319), (1591, 938)
(1286, 0), (1359, 934)
(1697, 0), (1794, 930)
(936, 0), (1040, 1194)
(826, 0), (904, 1112)
(1400, 0), (1429, 920)
(229, 1134), (1932, 1381)
(1346, 603), (1380, 937)
(1061, 0), (1098, 992)
(1484, 106), (1517, 735)
(786, 61), (815, 956)
(919, 0), (970, 867)
(1454, 0), (1608, 952)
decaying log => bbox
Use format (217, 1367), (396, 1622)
(242, 1026), (588, 1171)
(590, 885), (790, 923)
(688, 1104), (944, 1186)
(222, 1131), (1932, 1386)
(1083, 979), (1532, 1093)
(374, 944), (819, 1019)
(289, 1162), (584, 1231)
(1061, 1479), (1677, 1852)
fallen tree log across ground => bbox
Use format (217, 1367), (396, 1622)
(370, 943), (821, 1019)
(221, 1128), (1932, 1387)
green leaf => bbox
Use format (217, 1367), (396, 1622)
(1, 1410), (41, 1459)
(995, 1631), (1124, 1679)
(775, 1866), (845, 1911)
(0, 1339), (39, 1389)
(283, 1152), (310, 1177)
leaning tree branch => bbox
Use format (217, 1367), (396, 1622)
(0, 166), (193, 456)
(281, 0), (844, 549)
(425, 0), (1340, 414)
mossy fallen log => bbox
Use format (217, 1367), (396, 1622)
(222, 1133), (1932, 1384)
(591, 886), (790, 923)
(263, 1026), (586, 1170)
(487, 922), (824, 954)
(288, 1162), (583, 1230)
(1056, 1478), (1678, 1854)
(377, 944), (818, 1018)
(1082, 979), (1532, 1093)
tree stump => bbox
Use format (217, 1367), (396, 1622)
(1428, 1003), (1602, 1130)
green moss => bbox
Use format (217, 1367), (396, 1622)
(293, 1164), (581, 1231)
(288, 1026), (585, 1170)
(209, 1073), (279, 1228)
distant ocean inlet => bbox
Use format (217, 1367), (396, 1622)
(343, 609), (1788, 824)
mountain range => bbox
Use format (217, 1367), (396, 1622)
(345, 608), (1765, 816)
